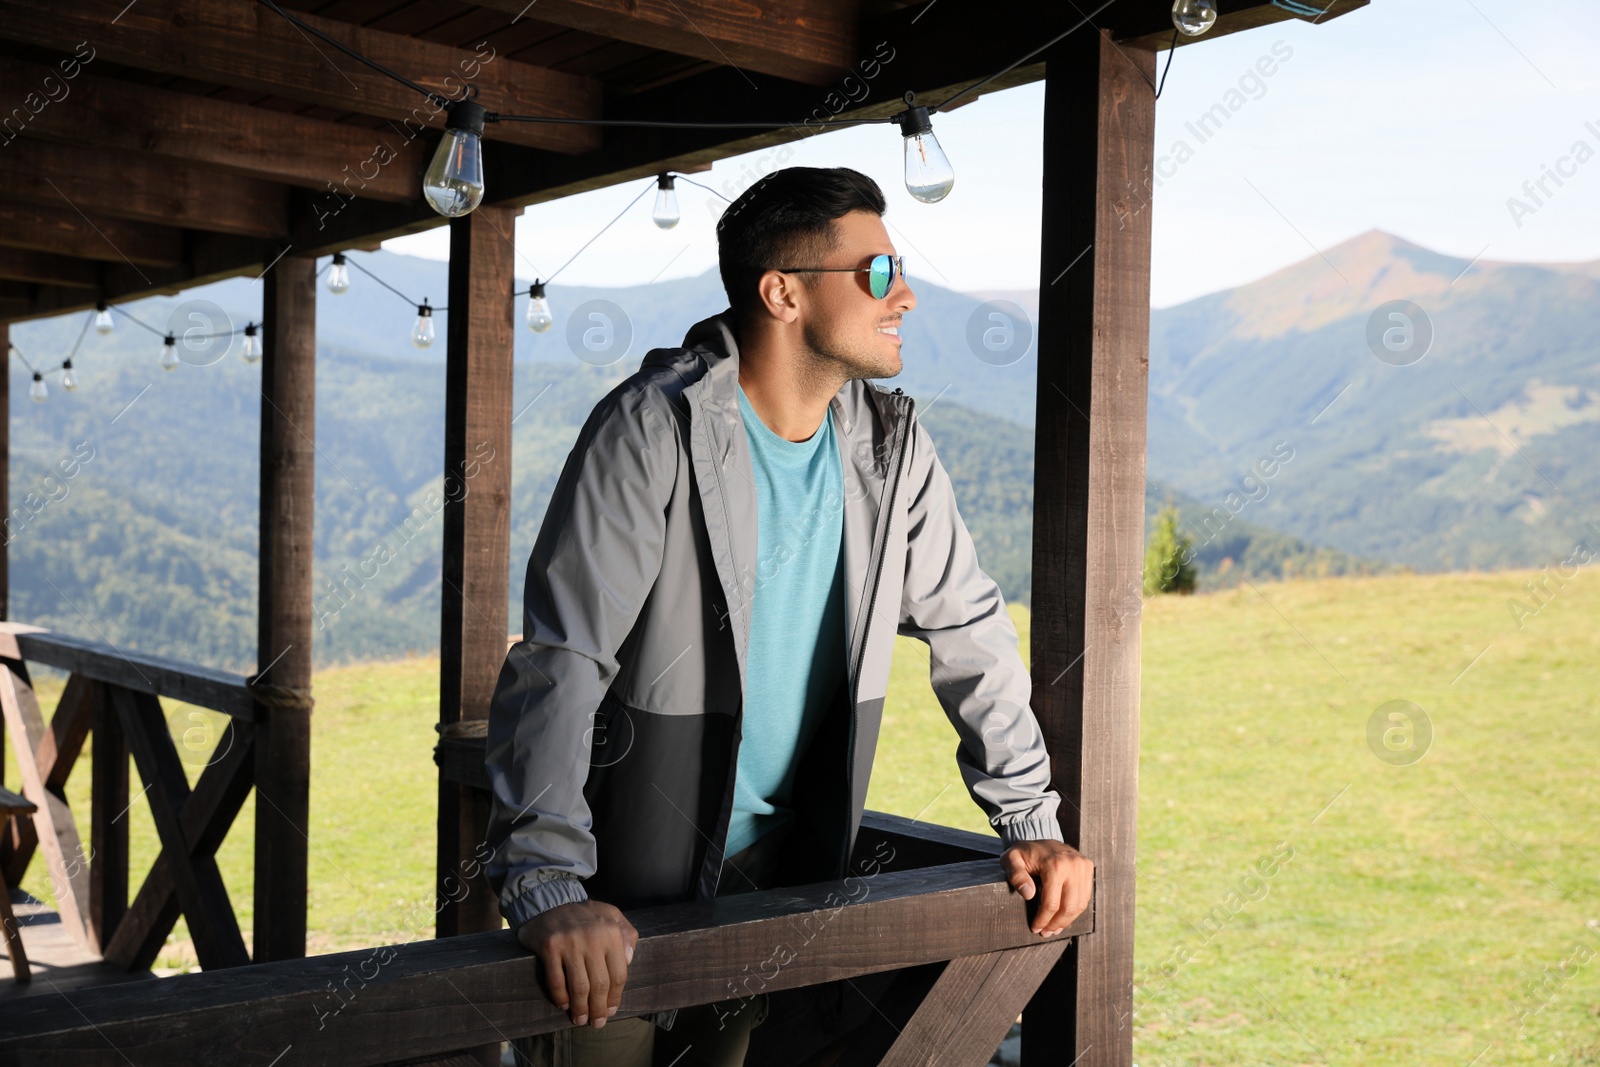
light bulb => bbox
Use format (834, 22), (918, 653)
(412, 302), (436, 348)
(29, 372), (46, 403)
(160, 334), (178, 370)
(327, 253), (351, 295)
(1172, 0), (1217, 36)
(94, 301), (114, 334)
(61, 359), (78, 391)
(896, 97), (954, 204)
(242, 324), (262, 363)
(526, 281), (552, 333)
(423, 99), (486, 218)
(652, 174), (680, 229)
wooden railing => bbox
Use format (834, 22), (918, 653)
(0, 811), (1091, 1066)
(0, 622), (260, 972)
(0, 623), (1096, 1066)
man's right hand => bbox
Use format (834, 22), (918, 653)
(517, 900), (640, 1028)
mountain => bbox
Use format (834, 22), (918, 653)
(1145, 230), (1600, 571)
(11, 227), (1584, 672)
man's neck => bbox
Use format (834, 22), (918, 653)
(735, 323), (847, 443)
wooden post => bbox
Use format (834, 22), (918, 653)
(0, 320), (7, 624)
(255, 250), (317, 963)
(436, 204), (514, 945)
(1023, 29), (1155, 1067)
(88, 680), (128, 954)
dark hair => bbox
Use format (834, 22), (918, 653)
(716, 166), (886, 324)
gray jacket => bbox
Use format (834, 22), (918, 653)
(485, 309), (1062, 932)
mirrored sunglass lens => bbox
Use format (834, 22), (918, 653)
(869, 254), (893, 298)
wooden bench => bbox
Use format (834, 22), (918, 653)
(0, 784), (37, 982)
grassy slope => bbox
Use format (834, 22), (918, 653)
(10, 570), (1599, 1065)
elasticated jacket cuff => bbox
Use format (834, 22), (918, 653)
(997, 815), (1065, 849)
(501, 874), (590, 933)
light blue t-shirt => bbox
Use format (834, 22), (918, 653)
(724, 383), (848, 858)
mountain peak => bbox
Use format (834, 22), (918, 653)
(1219, 229), (1484, 340)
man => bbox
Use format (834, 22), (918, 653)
(486, 166), (1092, 1066)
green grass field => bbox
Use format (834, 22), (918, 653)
(10, 569), (1600, 1065)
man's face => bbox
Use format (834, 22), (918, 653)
(789, 210), (917, 381)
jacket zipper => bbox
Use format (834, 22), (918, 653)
(842, 391), (914, 871)
(697, 387), (747, 899)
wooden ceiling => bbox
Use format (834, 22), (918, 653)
(0, 0), (1366, 323)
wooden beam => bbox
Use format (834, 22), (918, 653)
(16, 631), (260, 720)
(880, 942), (1069, 1067)
(104, 720), (255, 971)
(0, 139), (287, 238)
(0, 858), (1092, 1065)
(89, 681), (128, 957)
(0, 59), (429, 203)
(111, 687), (250, 969)
(0, 657), (92, 948)
(0, 201), (183, 268)
(253, 252), (317, 964)
(436, 204), (514, 946)
(1023, 28), (1154, 1067)
(0, 248), (100, 289)
(0, 0), (602, 154)
(1120, 0), (1370, 49)
(475, 0), (858, 86)
(0, 325), (6, 623)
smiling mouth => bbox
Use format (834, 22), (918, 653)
(876, 324), (901, 338)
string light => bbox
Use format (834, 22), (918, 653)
(252, 0), (1002, 213)
(61, 358), (78, 390)
(423, 92), (487, 217)
(326, 252), (351, 294)
(652, 174), (681, 229)
(526, 281), (553, 333)
(411, 301), (436, 348)
(94, 300), (114, 335)
(29, 371), (46, 403)
(159, 334), (178, 370)
(1172, 0), (1218, 35)
(243, 323), (262, 362)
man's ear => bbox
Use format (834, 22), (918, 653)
(755, 269), (802, 324)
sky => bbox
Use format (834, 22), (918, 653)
(384, 0), (1600, 309)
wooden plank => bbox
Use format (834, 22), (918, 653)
(1022, 28), (1154, 1067)
(0, 200), (183, 267)
(0, 58), (428, 202)
(473, 0), (858, 86)
(0, 860), (31, 981)
(880, 942), (1069, 1067)
(0, 139), (287, 238)
(0, 858), (1092, 1065)
(14, 631), (258, 720)
(2, 673), (97, 883)
(88, 682), (128, 957)
(253, 252), (317, 964)
(110, 687), (250, 970)
(0, 659), (91, 949)
(104, 720), (254, 972)
(1121, 0), (1370, 49)
(0, 248), (98, 289)
(0, 0), (602, 154)
(435, 204), (514, 942)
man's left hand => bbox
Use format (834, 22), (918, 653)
(1000, 840), (1094, 936)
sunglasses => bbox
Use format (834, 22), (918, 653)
(775, 253), (905, 300)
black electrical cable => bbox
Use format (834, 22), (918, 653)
(933, 0), (1119, 112)
(342, 255), (445, 311)
(256, 0), (453, 108)
(1156, 27), (1180, 99)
